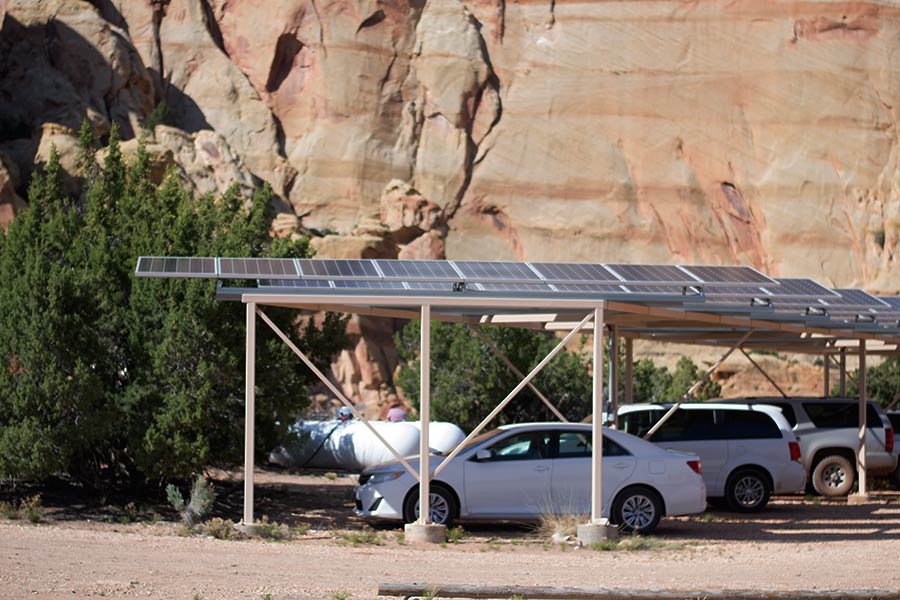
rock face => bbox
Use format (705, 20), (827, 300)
(4, 0), (900, 409)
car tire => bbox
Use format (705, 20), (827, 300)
(811, 455), (855, 497)
(611, 486), (663, 534)
(402, 484), (458, 527)
(725, 468), (771, 512)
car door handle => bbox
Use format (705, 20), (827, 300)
(534, 466), (550, 472)
(613, 462), (630, 469)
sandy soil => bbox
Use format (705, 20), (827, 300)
(3, 471), (900, 600)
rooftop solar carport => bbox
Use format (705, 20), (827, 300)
(136, 257), (900, 541)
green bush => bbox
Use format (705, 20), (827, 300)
(0, 120), (348, 487)
(166, 475), (215, 526)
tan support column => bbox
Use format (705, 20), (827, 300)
(241, 301), (256, 531)
(577, 306), (617, 544)
(405, 305), (446, 542)
(624, 337), (634, 406)
(840, 349), (847, 397)
(849, 340), (869, 504)
(609, 326), (619, 428)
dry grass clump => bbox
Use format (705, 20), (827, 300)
(536, 513), (587, 539)
(0, 495), (44, 523)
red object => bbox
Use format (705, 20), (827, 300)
(789, 441), (801, 462)
(886, 428), (894, 454)
(687, 459), (702, 475)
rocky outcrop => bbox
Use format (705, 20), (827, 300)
(5, 0), (900, 410)
(0, 152), (25, 229)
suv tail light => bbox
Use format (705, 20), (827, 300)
(886, 428), (894, 454)
(687, 459), (702, 475)
(789, 441), (801, 462)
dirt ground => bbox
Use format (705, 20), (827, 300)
(3, 469), (900, 600)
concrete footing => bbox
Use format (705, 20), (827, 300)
(576, 520), (618, 545)
(234, 521), (259, 535)
(847, 493), (872, 505)
(404, 523), (447, 544)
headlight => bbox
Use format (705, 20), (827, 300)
(366, 470), (404, 485)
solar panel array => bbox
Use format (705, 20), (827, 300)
(136, 256), (900, 335)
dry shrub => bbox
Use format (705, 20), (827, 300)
(536, 513), (586, 538)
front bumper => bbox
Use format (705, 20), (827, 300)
(354, 481), (405, 521)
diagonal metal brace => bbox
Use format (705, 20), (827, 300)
(470, 325), (569, 423)
(740, 348), (788, 398)
(255, 308), (420, 481)
(643, 329), (755, 440)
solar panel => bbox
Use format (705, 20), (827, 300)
(375, 260), (461, 281)
(605, 264), (699, 285)
(219, 258), (298, 278)
(879, 297), (900, 311)
(475, 282), (555, 293)
(681, 265), (776, 286)
(136, 256), (216, 278)
(332, 280), (406, 289)
(528, 263), (620, 284)
(297, 259), (381, 280)
(405, 281), (458, 291)
(453, 261), (541, 282)
(552, 284), (629, 294)
(824, 289), (891, 309)
(759, 278), (838, 299)
(257, 279), (332, 288)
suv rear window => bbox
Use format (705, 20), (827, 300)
(802, 402), (883, 429)
(721, 410), (782, 439)
(766, 402), (797, 428)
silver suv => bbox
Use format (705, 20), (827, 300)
(719, 397), (896, 496)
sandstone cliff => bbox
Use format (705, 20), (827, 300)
(2, 0), (899, 411)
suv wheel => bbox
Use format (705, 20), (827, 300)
(811, 455), (855, 496)
(725, 468), (771, 512)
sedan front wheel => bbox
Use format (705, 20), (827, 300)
(403, 484), (458, 527)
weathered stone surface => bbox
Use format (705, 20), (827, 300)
(0, 0), (153, 139)
(0, 151), (25, 230)
(153, 125), (255, 196)
(380, 180), (445, 241)
(34, 123), (82, 194)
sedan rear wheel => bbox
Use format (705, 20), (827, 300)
(611, 486), (662, 534)
(402, 485), (458, 527)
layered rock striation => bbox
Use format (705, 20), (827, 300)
(3, 0), (900, 408)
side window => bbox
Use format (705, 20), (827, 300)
(619, 410), (658, 437)
(649, 409), (718, 442)
(722, 410), (782, 439)
(558, 431), (591, 458)
(482, 432), (549, 461)
(802, 402), (884, 429)
(553, 432), (632, 458)
(603, 437), (631, 457)
(769, 403), (797, 428)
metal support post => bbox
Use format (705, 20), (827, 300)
(823, 353), (830, 397)
(644, 329), (754, 440)
(243, 301), (256, 527)
(418, 305), (431, 525)
(471, 326), (568, 423)
(608, 326), (619, 428)
(592, 308), (606, 523)
(857, 339), (868, 498)
(840, 349), (847, 397)
(624, 337), (633, 406)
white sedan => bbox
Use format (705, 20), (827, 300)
(354, 423), (706, 534)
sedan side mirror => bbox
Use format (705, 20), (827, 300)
(475, 449), (491, 461)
